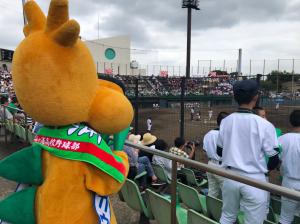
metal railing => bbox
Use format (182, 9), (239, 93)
(124, 141), (300, 223)
(1, 105), (30, 144)
(1, 105), (300, 223)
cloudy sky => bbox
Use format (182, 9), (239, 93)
(1, 0), (300, 75)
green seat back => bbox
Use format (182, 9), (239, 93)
(264, 220), (276, 224)
(206, 195), (222, 221)
(293, 215), (300, 224)
(14, 124), (21, 138)
(152, 164), (171, 184)
(180, 168), (208, 188)
(5, 120), (11, 132)
(237, 211), (245, 224)
(20, 126), (27, 140)
(121, 179), (151, 218)
(268, 196), (281, 223)
(188, 209), (218, 224)
(270, 197), (281, 215)
(28, 132), (35, 144)
(177, 182), (206, 214)
(5, 122), (9, 131)
(181, 168), (198, 186)
(146, 189), (187, 224)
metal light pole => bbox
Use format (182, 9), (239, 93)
(174, 2), (200, 223)
(186, 7), (192, 79)
(180, 0), (200, 140)
(22, 0), (27, 25)
(256, 74), (262, 107)
(237, 48), (242, 76)
(277, 58), (280, 93)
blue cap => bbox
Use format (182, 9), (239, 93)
(233, 80), (259, 97)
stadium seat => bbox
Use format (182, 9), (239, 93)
(271, 196), (281, 215)
(14, 124), (27, 141)
(206, 195), (244, 224)
(206, 195), (222, 221)
(177, 182), (207, 215)
(119, 171), (147, 202)
(27, 131), (35, 144)
(152, 164), (171, 184)
(264, 220), (276, 224)
(134, 171), (147, 184)
(120, 178), (153, 223)
(14, 124), (22, 138)
(4, 121), (10, 132)
(294, 215), (300, 224)
(180, 167), (208, 190)
(19, 126), (27, 141)
(8, 120), (14, 133)
(146, 189), (187, 224)
(187, 209), (218, 224)
(267, 196), (281, 223)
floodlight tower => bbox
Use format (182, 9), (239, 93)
(182, 0), (200, 79)
(179, 0), (200, 140)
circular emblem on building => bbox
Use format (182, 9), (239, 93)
(104, 48), (116, 60)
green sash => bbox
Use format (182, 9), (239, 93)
(34, 124), (127, 183)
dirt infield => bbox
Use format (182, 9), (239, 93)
(136, 104), (296, 145)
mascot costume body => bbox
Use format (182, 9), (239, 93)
(0, 0), (133, 223)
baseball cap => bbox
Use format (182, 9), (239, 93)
(233, 80), (259, 104)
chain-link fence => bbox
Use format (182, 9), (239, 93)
(96, 59), (300, 77)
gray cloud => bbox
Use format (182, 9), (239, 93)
(0, 0), (299, 65)
(70, 0), (292, 48)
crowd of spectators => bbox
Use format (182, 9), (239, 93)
(0, 68), (14, 95)
(113, 74), (236, 97)
(124, 131), (203, 191)
(0, 68), (34, 130)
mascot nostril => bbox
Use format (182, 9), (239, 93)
(0, 1), (133, 224)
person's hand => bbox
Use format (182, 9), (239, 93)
(190, 143), (196, 151)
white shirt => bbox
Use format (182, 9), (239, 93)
(218, 110), (279, 174)
(279, 133), (300, 180)
(203, 129), (220, 161)
(147, 119), (152, 130)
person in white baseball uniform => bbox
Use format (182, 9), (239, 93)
(217, 80), (280, 224)
(208, 108), (213, 121)
(147, 117), (152, 132)
(278, 110), (300, 224)
(203, 111), (229, 198)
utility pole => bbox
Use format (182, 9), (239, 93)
(22, 0), (27, 25)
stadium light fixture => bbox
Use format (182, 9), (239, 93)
(182, 0), (200, 10)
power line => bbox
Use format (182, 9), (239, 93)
(81, 37), (158, 53)
(81, 37), (240, 55)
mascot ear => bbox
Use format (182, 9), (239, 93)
(46, 0), (69, 32)
(46, 0), (80, 47)
(23, 0), (80, 47)
(23, 1), (46, 37)
(52, 20), (80, 47)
